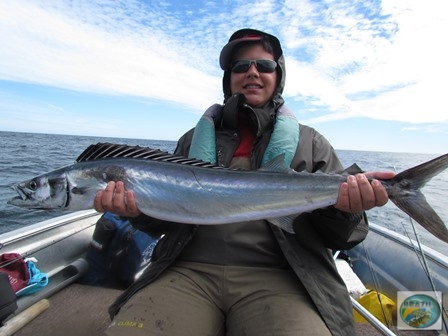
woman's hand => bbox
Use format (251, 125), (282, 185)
(334, 172), (396, 213)
(94, 181), (141, 217)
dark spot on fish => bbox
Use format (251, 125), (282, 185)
(83, 165), (128, 183)
(49, 177), (66, 197)
(104, 165), (128, 182)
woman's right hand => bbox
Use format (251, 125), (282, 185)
(94, 181), (142, 217)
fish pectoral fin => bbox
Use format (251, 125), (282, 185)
(267, 215), (297, 234)
(71, 187), (89, 195)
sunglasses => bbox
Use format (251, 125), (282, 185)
(231, 59), (277, 73)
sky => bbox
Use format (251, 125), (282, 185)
(0, 0), (447, 154)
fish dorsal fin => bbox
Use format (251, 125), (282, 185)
(76, 143), (219, 168)
(258, 154), (294, 173)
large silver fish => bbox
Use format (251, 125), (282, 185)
(7, 143), (448, 243)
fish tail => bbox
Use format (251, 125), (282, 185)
(385, 153), (448, 243)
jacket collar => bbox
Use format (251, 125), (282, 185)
(221, 93), (276, 138)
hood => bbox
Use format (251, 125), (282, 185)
(220, 28), (285, 108)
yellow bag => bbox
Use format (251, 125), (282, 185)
(353, 290), (396, 325)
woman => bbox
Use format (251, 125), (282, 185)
(96, 28), (393, 336)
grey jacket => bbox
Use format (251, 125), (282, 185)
(108, 101), (368, 336)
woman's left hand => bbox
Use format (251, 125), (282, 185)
(94, 181), (141, 217)
(334, 172), (396, 213)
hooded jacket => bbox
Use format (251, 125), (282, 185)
(108, 29), (368, 336)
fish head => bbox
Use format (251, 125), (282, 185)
(7, 173), (68, 209)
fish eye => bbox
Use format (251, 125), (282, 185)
(28, 180), (37, 191)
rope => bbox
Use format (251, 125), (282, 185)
(403, 216), (448, 331)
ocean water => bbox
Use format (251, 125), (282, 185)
(1, 131), (447, 256)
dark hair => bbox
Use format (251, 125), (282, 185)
(230, 37), (275, 63)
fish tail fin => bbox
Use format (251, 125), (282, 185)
(385, 153), (448, 243)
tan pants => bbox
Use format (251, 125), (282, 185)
(105, 261), (331, 336)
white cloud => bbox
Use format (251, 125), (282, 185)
(0, 0), (447, 131)
(0, 1), (222, 111)
(274, 0), (448, 126)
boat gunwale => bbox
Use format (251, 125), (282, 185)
(0, 210), (99, 247)
(368, 222), (448, 268)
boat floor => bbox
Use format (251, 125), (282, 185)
(11, 283), (441, 336)
(14, 284), (121, 336)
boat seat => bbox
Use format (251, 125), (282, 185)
(334, 255), (367, 299)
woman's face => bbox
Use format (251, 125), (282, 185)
(230, 43), (277, 108)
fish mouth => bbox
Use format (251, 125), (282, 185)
(7, 185), (48, 210)
(14, 185), (29, 200)
(7, 185), (30, 205)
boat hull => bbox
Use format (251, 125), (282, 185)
(346, 223), (448, 331)
(1, 212), (447, 334)
(0, 210), (101, 313)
